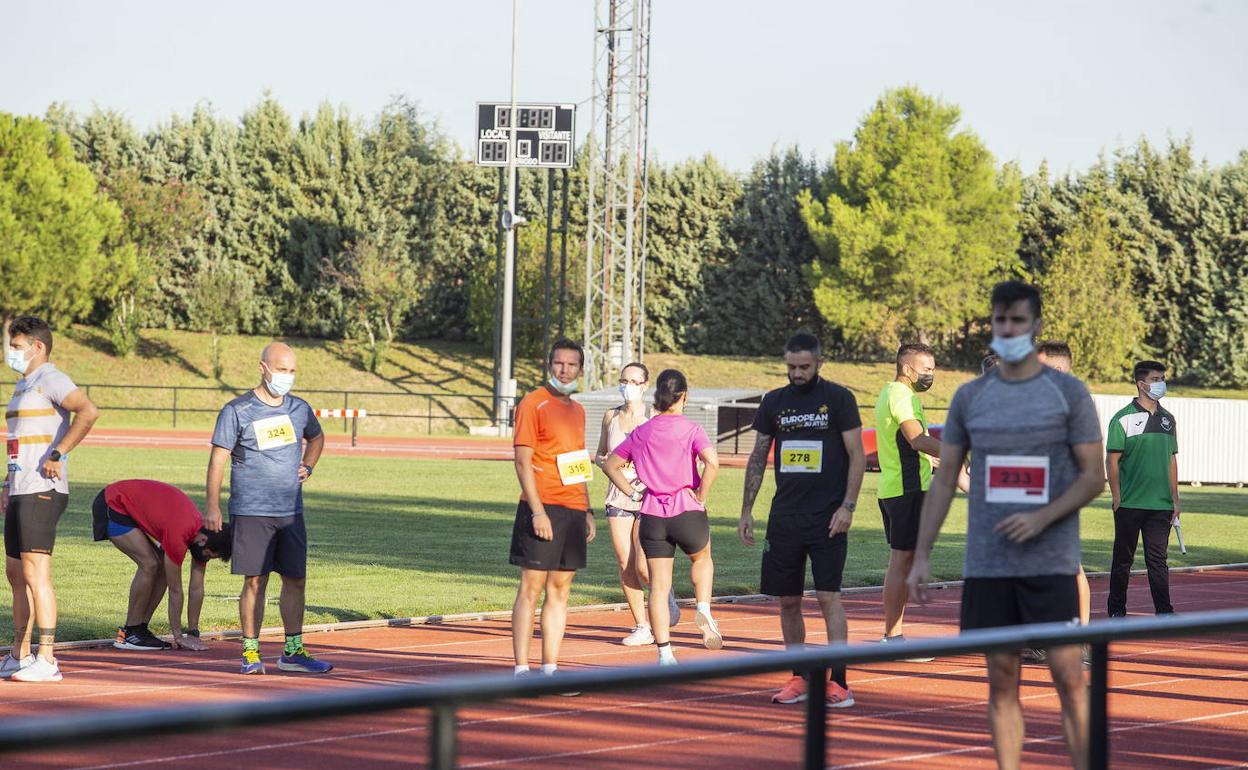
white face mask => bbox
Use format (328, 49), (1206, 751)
(6, 347), (30, 375)
(1147, 381), (1167, 400)
(265, 370), (295, 397)
(548, 376), (578, 396)
(619, 383), (644, 403)
(989, 332), (1035, 364)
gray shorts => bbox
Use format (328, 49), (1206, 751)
(230, 515), (307, 578)
(605, 505), (640, 519)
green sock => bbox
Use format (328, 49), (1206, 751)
(242, 637), (260, 654)
(284, 634), (303, 655)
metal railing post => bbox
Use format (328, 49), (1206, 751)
(1089, 642), (1110, 770)
(427, 396), (433, 434)
(351, 414), (359, 448)
(342, 392), (349, 432)
(804, 669), (827, 770)
(430, 704), (458, 770)
(172, 387), (178, 429)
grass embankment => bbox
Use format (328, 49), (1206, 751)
(3, 326), (1245, 437)
(22, 446), (1248, 643)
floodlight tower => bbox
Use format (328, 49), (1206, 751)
(583, 0), (652, 390)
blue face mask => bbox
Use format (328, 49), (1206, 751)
(548, 376), (579, 396)
(6, 348), (30, 375)
(989, 333), (1035, 364)
(1147, 381), (1167, 400)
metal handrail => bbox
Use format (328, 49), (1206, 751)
(0, 608), (1244, 769)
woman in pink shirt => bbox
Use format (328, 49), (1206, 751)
(604, 369), (721, 665)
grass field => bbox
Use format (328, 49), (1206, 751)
(15, 447), (1248, 643)
(1, 325), (1244, 437)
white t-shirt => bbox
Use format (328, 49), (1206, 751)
(6, 363), (77, 496)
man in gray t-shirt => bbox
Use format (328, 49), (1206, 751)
(906, 282), (1105, 770)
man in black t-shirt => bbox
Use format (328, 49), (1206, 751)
(739, 333), (865, 709)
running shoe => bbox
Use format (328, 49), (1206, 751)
(695, 610), (723, 651)
(771, 675), (808, 704)
(1020, 647), (1048, 664)
(277, 647), (333, 674)
(11, 657), (62, 682)
(668, 590), (682, 627)
(826, 683), (855, 709)
(240, 649), (266, 675)
(114, 626), (172, 651)
(0, 653), (36, 680)
(544, 669), (580, 697)
(880, 634), (934, 663)
(657, 655), (678, 667)
(621, 624), (655, 646)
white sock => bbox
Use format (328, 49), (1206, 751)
(514, 664), (530, 675)
(657, 645), (676, 662)
(541, 663), (558, 675)
(696, 602), (712, 617)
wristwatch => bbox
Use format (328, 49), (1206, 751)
(841, 500), (857, 513)
(300, 463), (314, 477)
(49, 450), (63, 462)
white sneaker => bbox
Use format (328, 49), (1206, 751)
(11, 656), (62, 682)
(0, 653), (35, 680)
(695, 610), (723, 651)
(658, 655), (678, 667)
(621, 624), (655, 646)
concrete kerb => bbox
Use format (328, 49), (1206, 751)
(20, 562), (1248, 654)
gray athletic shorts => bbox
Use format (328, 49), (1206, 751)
(230, 515), (307, 578)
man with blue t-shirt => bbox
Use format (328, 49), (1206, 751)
(207, 342), (329, 675)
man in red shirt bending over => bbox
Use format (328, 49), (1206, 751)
(92, 480), (232, 651)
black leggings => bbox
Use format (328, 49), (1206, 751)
(639, 510), (709, 559)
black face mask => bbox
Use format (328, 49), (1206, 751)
(913, 374), (934, 393)
(789, 373), (819, 393)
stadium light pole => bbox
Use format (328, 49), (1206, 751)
(496, 0), (521, 432)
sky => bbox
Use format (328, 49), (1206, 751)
(4, 0), (1246, 175)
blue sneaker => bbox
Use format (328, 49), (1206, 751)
(668, 590), (682, 627)
(240, 649), (265, 675)
(277, 647), (333, 674)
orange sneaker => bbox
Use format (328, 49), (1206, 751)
(826, 682), (855, 709)
(771, 675), (808, 704)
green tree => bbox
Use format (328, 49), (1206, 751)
(0, 112), (136, 346)
(1037, 202), (1145, 379)
(187, 259), (256, 380)
(322, 231), (421, 373)
(799, 87), (1021, 356)
(694, 147), (825, 355)
(645, 155), (741, 352)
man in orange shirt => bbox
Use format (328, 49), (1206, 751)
(510, 338), (596, 689)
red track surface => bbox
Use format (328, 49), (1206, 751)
(5, 570), (1247, 769)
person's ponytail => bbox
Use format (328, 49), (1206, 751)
(653, 369), (688, 412)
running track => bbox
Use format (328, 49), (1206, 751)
(4, 570), (1247, 769)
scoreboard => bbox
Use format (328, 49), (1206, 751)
(475, 102), (576, 169)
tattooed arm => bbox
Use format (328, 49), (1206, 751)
(738, 430), (773, 546)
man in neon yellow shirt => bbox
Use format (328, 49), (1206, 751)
(874, 343), (944, 657)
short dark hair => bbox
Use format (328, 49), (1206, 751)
(990, 281), (1042, 320)
(981, 354), (999, 374)
(188, 524), (232, 564)
(8, 316), (53, 356)
(653, 369), (689, 412)
(1133, 360), (1166, 383)
(784, 333), (821, 358)
(896, 342), (935, 374)
(1037, 340), (1073, 360)
(547, 337), (584, 368)
(620, 362), (649, 382)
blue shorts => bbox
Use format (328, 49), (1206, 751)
(92, 490), (138, 541)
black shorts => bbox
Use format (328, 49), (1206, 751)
(960, 575), (1080, 631)
(91, 490), (139, 541)
(5, 491), (69, 559)
(231, 515), (307, 578)
(760, 510), (848, 596)
(879, 491), (925, 552)
(639, 509), (710, 559)
(509, 501), (588, 571)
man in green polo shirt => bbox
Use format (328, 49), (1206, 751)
(874, 343), (942, 656)
(1106, 360), (1179, 617)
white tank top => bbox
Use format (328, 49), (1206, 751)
(605, 407), (647, 511)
